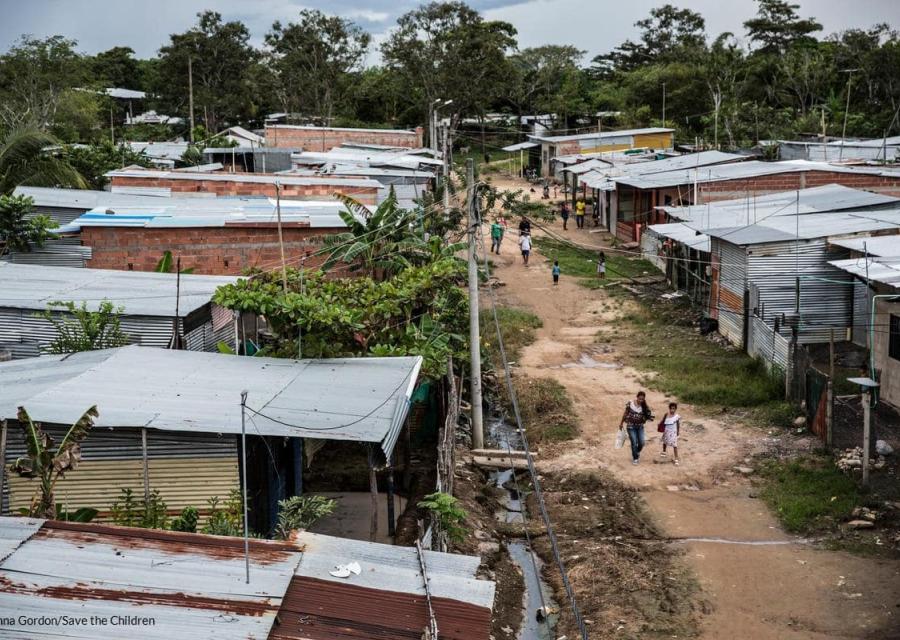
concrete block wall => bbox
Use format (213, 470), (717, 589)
(108, 175), (379, 205)
(699, 171), (900, 202)
(265, 126), (424, 151)
(81, 226), (336, 275)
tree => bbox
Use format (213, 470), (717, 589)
(0, 127), (87, 194)
(155, 11), (258, 132)
(703, 34), (746, 147)
(0, 194), (56, 256)
(273, 495), (337, 539)
(381, 2), (516, 128)
(90, 47), (143, 90)
(39, 300), (130, 354)
(594, 4), (707, 73)
(744, 0), (822, 53)
(65, 142), (152, 189)
(11, 404), (99, 519)
(0, 35), (87, 131)
(266, 10), (370, 122)
(508, 46), (585, 123)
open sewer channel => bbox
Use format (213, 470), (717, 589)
(487, 410), (559, 640)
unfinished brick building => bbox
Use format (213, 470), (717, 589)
(106, 170), (381, 205)
(265, 125), (424, 151)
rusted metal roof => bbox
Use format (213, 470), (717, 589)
(270, 531), (494, 640)
(0, 519), (496, 640)
(0, 518), (302, 639)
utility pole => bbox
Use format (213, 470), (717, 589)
(442, 125), (450, 211)
(661, 82), (666, 126)
(240, 390), (250, 584)
(188, 55), (195, 143)
(274, 182), (288, 293)
(466, 158), (483, 449)
(839, 69), (859, 161)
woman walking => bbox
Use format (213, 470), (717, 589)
(660, 402), (681, 464)
(620, 391), (652, 464)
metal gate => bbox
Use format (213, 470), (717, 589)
(805, 367), (829, 443)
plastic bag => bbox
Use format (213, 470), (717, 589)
(614, 427), (626, 449)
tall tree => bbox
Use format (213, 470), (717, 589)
(594, 4), (706, 73)
(508, 46), (585, 123)
(381, 1), (516, 128)
(155, 11), (258, 132)
(265, 10), (370, 123)
(0, 35), (87, 131)
(90, 47), (143, 90)
(744, 0), (822, 53)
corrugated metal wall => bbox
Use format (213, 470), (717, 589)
(746, 239), (853, 344)
(0, 309), (224, 359)
(851, 279), (870, 347)
(3, 238), (92, 268)
(3, 426), (238, 519)
(715, 239), (748, 347)
(747, 315), (791, 371)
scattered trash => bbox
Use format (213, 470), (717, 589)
(329, 561), (362, 578)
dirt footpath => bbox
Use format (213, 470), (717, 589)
(486, 210), (900, 639)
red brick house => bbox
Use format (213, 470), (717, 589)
(266, 125), (424, 151)
(106, 169), (381, 205)
(612, 161), (900, 242)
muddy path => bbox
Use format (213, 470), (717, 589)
(483, 192), (900, 639)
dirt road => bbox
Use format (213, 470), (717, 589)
(485, 195), (900, 639)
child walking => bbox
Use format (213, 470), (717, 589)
(660, 402), (681, 464)
(552, 260), (560, 285)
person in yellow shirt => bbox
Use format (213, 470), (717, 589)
(575, 199), (586, 228)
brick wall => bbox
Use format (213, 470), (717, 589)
(699, 170), (900, 201)
(108, 174), (379, 205)
(81, 225), (337, 275)
(266, 126), (424, 151)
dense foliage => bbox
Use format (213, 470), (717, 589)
(38, 300), (130, 354)
(0, 194), (57, 255)
(3, 1), (896, 148)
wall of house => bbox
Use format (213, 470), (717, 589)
(3, 426), (239, 521)
(265, 125), (424, 151)
(699, 170), (900, 202)
(81, 225), (335, 275)
(109, 174), (378, 204)
(873, 295), (900, 410)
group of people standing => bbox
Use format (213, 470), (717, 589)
(559, 199), (588, 230)
(619, 391), (681, 465)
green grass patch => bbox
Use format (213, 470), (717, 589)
(622, 305), (787, 409)
(757, 456), (861, 534)
(533, 236), (655, 283)
(512, 376), (578, 443)
(480, 307), (542, 367)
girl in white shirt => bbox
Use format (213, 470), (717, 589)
(661, 402), (681, 465)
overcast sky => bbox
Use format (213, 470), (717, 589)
(2, 0), (899, 62)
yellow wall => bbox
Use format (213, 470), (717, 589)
(634, 132), (675, 149)
(7, 457), (239, 520)
(579, 142), (634, 154)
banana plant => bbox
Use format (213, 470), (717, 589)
(11, 405), (98, 519)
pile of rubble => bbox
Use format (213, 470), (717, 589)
(835, 445), (890, 472)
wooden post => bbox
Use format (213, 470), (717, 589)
(0, 420), (7, 514)
(187, 55), (195, 143)
(368, 447), (379, 542)
(386, 460), (396, 538)
(862, 390), (872, 487)
(827, 329), (835, 447)
(141, 427), (151, 504)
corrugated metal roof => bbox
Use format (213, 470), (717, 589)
(268, 124), (418, 135)
(0, 518), (302, 639)
(829, 256), (900, 288)
(663, 184), (900, 227)
(104, 88), (146, 99)
(646, 222), (711, 252)
(0, 263), (236, 316)
(60, 198), (355, 231)
(14, 187), (172, 210)
(292, 531), (493, 609)
(529, 127), (674, 143)
(291, 150), (443, 169)
(105, 168), (381, 189)
(705, 209), (900, 245)
(0, 517), (42, 563)
(563, 159), (612, 174)
(501, 141), (538, 152)
(828, 236), (900, 256)
(0, 346), (422, 459)
(127, 142), (189, 161)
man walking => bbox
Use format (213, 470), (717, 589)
(575, 198), (585, 229)
(491, 219), (504, 254)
